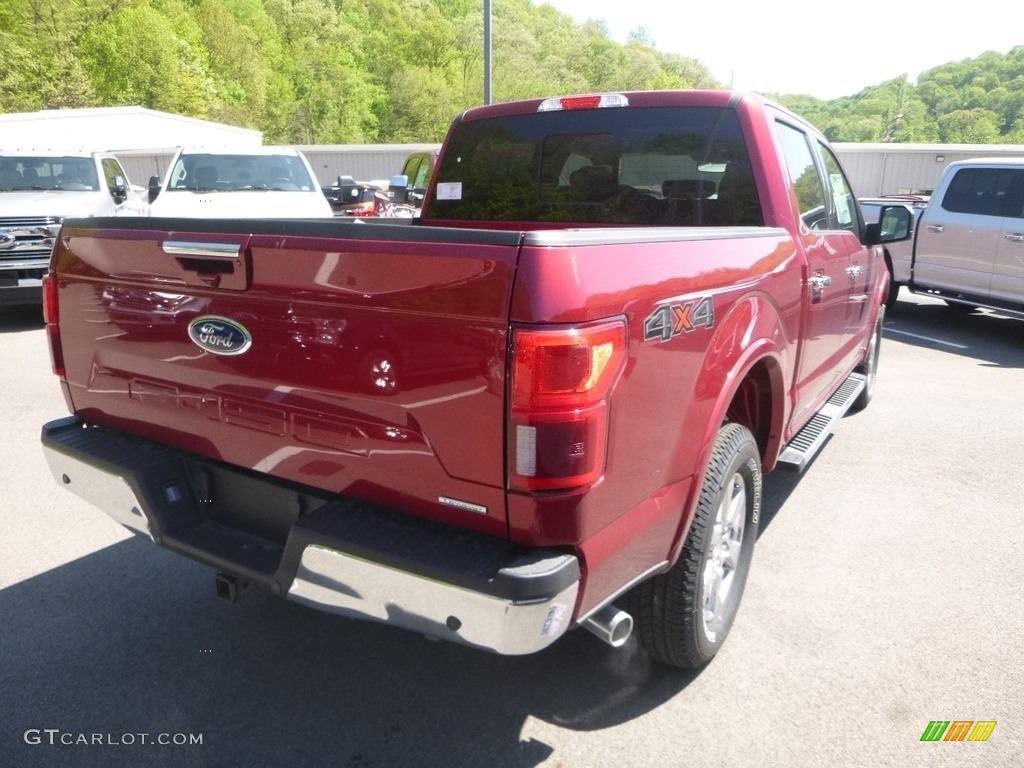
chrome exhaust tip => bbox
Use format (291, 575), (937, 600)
(582, 604), (633, 648)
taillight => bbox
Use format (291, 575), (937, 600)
(350, 201), (376, 217)
(42, 273), (65, 378)
(509, 319), (626, 491)
(537, 93), (629, 112)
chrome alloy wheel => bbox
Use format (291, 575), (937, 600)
(702, 471), (747, 643)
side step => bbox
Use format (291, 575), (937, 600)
(776, 373), (866, 473)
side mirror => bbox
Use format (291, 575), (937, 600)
(388, 174), (409, 205)
(112, 185), (128, 204)
(878, 205), (913, 243)
(148, 175), (161, 204)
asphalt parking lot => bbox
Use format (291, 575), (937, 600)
(0, 290), (1021, 768)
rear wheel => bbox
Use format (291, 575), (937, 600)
(624, 422), (761, 668)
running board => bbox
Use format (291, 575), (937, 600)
(776, 373), (866, 473)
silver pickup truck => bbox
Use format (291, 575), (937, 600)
(879, 158), (1024, 318)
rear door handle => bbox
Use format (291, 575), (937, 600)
(846, 265), (864, 278)
(1005, 232), (1024, 243)
(926, 224), (944, 234)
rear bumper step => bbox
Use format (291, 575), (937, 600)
(776, 372), (866, 473)
(41, 416), (580, 655)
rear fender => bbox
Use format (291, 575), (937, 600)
(666, 293), (789, 566)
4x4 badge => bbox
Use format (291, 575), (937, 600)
(644, 296), (715, 342)
(187, 316), (252, 356)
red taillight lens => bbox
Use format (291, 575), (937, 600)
(42, 273), (58, 325)
(349, 202), (376, 217)
(537, 94), (629, 112)
(42, 273), (65, 378)
(509, 320), (626, 491)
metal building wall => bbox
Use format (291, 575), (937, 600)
(835, 143), (1024, 197)
(111, 145), (446, 190)
(112, 149), (179, 188)
(296, 144), (442, 186)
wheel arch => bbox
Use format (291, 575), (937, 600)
(665, 293), (790, 567)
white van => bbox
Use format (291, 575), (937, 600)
(148, 147), (333, 218)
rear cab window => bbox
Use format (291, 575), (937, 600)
(424, 106), (762, 226)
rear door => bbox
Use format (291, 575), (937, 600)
(990, 169), (1024, 303)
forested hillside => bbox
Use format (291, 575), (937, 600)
(1, 0), (1022, 145)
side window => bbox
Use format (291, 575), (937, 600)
(942, 167), (1024, 217)
(776, 121), (828, 230)
(817, 144), (861, 235)
(402, 157), (422, 185)
(101, 158), (127, 190)
(411, 158), (431, 190)
(1008, 171), (1024, 219)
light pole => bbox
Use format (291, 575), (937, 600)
(484, 0), (492, 104)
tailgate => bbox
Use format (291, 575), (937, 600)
(50, 217), (522, 537)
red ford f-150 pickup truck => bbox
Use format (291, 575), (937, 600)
(41, 91), (889, 669)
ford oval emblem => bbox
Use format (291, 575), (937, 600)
(0, 231), (15, 250)
(187, 316), (252, 356)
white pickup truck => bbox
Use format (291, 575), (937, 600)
(0, 150), (146, 307)
(147, 147), (333, 218)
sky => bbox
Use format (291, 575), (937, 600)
(537, 1), (1023, 100)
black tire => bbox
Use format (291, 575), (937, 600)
(624, 422), (761, 669)
(852, 305), (884, 411)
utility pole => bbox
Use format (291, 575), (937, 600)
(484, 0), (492, 104)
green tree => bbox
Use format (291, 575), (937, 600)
(81, 3), (208, 114)
(0, 0), (1022, 147)
(384, 66), (456, 142)
(938, 108), (1001, 143)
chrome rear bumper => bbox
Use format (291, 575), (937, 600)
(42, 416), (580, 656)
(288, 545), (578, 654)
